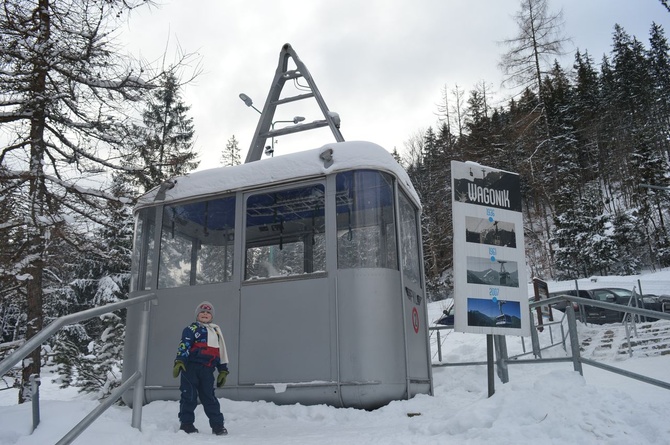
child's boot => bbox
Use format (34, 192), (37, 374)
(212, 425), (228, 436)
(180, 423), (199, 434)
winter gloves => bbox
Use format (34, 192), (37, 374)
(217, 370), (229, 387)
(173, 360), (186, 378)
(173, 360), (228, 387)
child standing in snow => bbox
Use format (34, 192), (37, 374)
(173, 301), (229, 435)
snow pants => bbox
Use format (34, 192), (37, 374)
(178, 362), (224, 428)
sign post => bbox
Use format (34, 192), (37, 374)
(451, 161), (530, 394)
(533, 278), (552, 332)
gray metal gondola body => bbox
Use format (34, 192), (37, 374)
(121, 141), (433, 409)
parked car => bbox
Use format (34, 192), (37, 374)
(548, 289), (623, 324)
(591, 288), (664, 321)
(435, 300), (455, 326)
(658, 294), (670, 309)
(435, 310), (454, 326)
(548, 290), (588, 311)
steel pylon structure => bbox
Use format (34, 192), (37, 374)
(243, 43), (344, 163)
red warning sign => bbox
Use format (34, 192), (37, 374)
(412, 307), (419, 333)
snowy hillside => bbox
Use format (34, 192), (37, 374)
(2, 274), (670, 444)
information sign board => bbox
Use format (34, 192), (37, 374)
(451, 161), (530, 336)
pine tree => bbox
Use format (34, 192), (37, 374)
(462, 85), (494, 166)
(552, 182), (616, 278)
(391, 147), (403, 165)
(572, 50), (601, 186)
(648, 23), (670, 160)
(221, 135), (242, 167)
(542, 61), (581, 207)
(404, 127), (453, 300)
(126, 71), (199, 192)
(610, 210), (645, 275)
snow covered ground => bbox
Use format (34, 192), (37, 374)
(2, 272), (670, 444)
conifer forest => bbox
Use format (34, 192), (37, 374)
(1, 0), (669, 402)
(407, 19), (670, 299)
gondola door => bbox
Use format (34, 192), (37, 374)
(238, 182), (331, 384)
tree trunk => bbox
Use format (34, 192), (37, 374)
(19, 261), (44, 403)
(19, 0), (50, 404)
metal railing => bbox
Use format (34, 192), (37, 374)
(429, 295), (670, 392)
(0, 292), (157, 444)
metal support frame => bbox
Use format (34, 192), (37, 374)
(493, 335), (509, 383)
(486, 335), (495, 397)
(529, 310), (542, 358)
(30, 374), (39, 433)
(244, 43), (345, 163)
(436, 330), (442, 362)
(565, 304), (583, 375)
(131, 299), (153, 429)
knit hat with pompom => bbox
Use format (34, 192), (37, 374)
(195, 301), (215, 319)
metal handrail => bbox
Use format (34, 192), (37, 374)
(0, 293), (157, 377)
(0, 292), (157, 441)
(529, 295), (670, 321)
(55, 371), (142, 445)
(431, 295), (670, 393)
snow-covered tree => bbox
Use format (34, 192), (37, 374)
(0, 0), (176, 403)
(648, 24), (670, 161)
(552, 183), (615, 278)
(51, 174), (134, 397)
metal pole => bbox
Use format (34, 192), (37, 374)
(131, 300), (152, 429)
(30, 374), (40, 433)
(437, 330), (442, 362)
(637, 279), (646, 322)
(529, 310), (541, 358)
(565, 305), (583, 375)
(560, 322), (567, 352)
(574, 279), (586, 324)
(494, 335), (509, 384)
(487, 335), (495, 397)
(624, 319), (633, 357)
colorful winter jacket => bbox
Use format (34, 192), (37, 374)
(176, 322), (229, 372)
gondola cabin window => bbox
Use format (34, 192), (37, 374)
(131, 207), (156, 291)
(245, 183), (326, 280)
(157, 196), (236, 288)
(336, 170), (398, 270)
(398, 190), (422, 287)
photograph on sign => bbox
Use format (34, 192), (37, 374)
(465, 216), (516, 248)
(466, 297), (522, 329)
(466, 256), (519, 288)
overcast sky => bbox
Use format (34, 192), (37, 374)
(121, 0), (669, 170)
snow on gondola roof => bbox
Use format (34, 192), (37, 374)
(136, 141), (420, 209)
